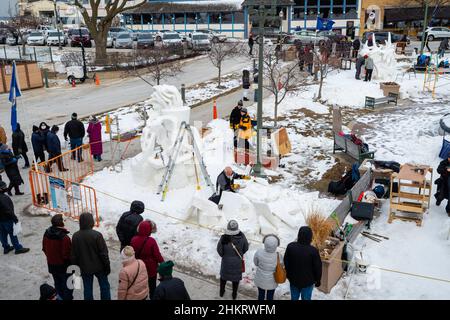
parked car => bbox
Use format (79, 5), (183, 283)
(187, 32), (211, 51)
(114, 32), (133, 49)
(69, 28), (92, 47)
(317, 30), (347, 42)
(46, 30), (67, 46)
(109, 27), (130, 40)
(418, 27), (450, 41)
(196, 29), (227, 43)
(27, 31), (46, 46)
(136, 33), (154, 49)
(162, 32), (183, 47)
(0, 28), (7, 44)
(287, 30), (328, 45)
(154, 30), (171, 41)
(362, 31), (410, 44)
(36, 25), (52, 36)
(106, 32), (114, 48)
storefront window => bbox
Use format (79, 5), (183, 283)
(234, 11), (244, 24)
(186, 13), (196, 24)
(142, 14), (152, 24)
(152, 13), (161, 24)
(174, 13), (184, 24)
(209, 13), (221, 24)
(222, 13), (233, 24)
(293, 7), (306, 20)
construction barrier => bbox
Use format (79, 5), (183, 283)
(29, 169), (100, 227)
(37, 144), (94, 183)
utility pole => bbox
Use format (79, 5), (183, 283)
(247, 0), (280, 177)
(420, 2), (429, 55)
(78, 27), (87, 80)
(53, 0), (62, 50)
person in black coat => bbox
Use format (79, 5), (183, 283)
(31, 125), (46, 164)
(0, 144), (24, 196)
(355, 54), (365, 80)
(71, 212), (111, 300)
(63, 113), (85, 162)
(116, 200), (145, 251)
(242, 69), (251, 101)
(0, 181), (29, 254)
(352, 38), (360, 58)
(435, 151), (450, 216)
(153, 261), (190, 300)
(11, 123), (29, 168)
(46, 126), (67, 172)
(39, 122), (50, 152)
(284, 226), (322, 300)
(229, 100), (243, 131)
(248, 34), (254, 56)
(216, 220), (249, 300)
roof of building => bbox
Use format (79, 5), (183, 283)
(384, 5), (450, 22)
(125, 1), (244, 14)
(241, 0), (294, 6)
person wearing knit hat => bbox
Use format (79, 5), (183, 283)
(63, 112), (85, 162)
(153, 260), (190, 300)
(39, 283), (57, 300)
(217, 220), (249, 300)
(116, 200), (145, 251)
(436, 151), (450, 216)
(118, 246), (149, 300)
(42, 213), (73, 300)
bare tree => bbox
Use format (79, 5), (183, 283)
(262, 47), (306, 127)
(130, 48), (183, 86)
(313, 44), (334, 101)
(73, 0), (146, 64)
(7, 15), (42, 55)
(208, 41), (242, 88)
(61, 51), (93, 68)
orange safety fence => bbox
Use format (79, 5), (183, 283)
(29, 169), (100, 227)
(36, 144), (94, 183)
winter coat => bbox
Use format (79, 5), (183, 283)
(435, 159), (450, 208)
(116, 201), (145, 248)
(71, 213), (110, 275)
(130, 220), (164, 278)
(242, 70), (251, 89)
(153, 276), (191, 300)
(0, 192), (18, 223)
(356, 56), (365, 69)
(11, 124), (28, 155)
(284, 227), (322, 289)
(365, 57), (374, 70)
(46, 131), (62, 155)
(439, 38), (449, 51)
(42, 226), (72, 274)
(0, 126), (6, 145)
(216, 170), (243, 196)
(217, 232), (249, 282)
(253, 235), (282, 290)
(63, 119), (85, 140)
(352, 39), (360, 51)
(87, 121), (103, 156)
(0, 149), (23, 186)
(229, 106), (242, 130)
(238, 114), (252, 140)
(31, 132), (46, 155)
(39, 125), (50, 151)
(248, 37), (254, 47)
(118, 257), (149, 300)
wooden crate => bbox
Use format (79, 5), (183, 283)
(318, 239), (345, 294)
(0, 61), (44, 93)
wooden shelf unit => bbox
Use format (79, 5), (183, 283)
(388, 164), (433, 227)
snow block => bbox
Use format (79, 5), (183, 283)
(252, 201), (279, 228)
(259, 215), (277, 236)
(186, 196), (224, 227)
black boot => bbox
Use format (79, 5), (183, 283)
(219, 279), (226, 297)
(15, 248), (30, 255)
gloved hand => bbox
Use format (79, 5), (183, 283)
(231, 183), (241, 190)
(242, 175), (251, 180)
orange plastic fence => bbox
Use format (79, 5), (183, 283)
(29, 169), (100, 227)
(37, 144), (94, 183)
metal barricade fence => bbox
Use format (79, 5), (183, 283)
(37, 144), (94, 183)
(29, 169), (100, 227)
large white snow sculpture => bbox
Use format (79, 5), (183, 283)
(131, 85), (200, 189)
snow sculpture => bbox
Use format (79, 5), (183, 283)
(359, 33), (398, 81)
(131, 85), (199, 189)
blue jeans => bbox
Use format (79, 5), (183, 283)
(258, 288), (275, 300)
(0, 220), (23, 251)
(70, 138), (83, 161)
(52, 272), (73, 300)
(82, 273), (111, 300)
(290, 284), (314, 300)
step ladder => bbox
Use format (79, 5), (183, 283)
(157, 121), (215, 201)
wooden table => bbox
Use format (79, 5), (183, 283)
(388, 164), (433, 226)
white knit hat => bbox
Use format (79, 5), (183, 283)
(121, 246), (135, 262)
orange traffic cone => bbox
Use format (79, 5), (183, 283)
(213, 99), (218, 120)
(95, 74), (100, 86)
(71, 79), (76, 88)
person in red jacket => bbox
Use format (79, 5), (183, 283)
(42, 214), (73, 300)
(130, 220), (164, 300)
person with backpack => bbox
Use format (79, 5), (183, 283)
(130, 220), (164, 300)
(63, 113), (85, 162)
(71, 212), (111, 300)
(253, 234), (283, 300)
(153, 261), (190, 300)
(284, 226), (322, 300)
(11, 123), (30, 169)
(116, 200), (145, 251)
(0, 144), (24, 196)
(216, 220), (249, 300)
(118, 246), (149, 300)
(42, 214), (73, 300)
(0, 180), (29, 255)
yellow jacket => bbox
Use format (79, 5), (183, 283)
(238, 114), (252, 140)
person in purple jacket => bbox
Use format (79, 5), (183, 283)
(87, 116), (103, 162)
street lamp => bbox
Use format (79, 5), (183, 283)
(279, 10), (284, 33)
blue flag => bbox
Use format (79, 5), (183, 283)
(8, 61), (22, 132)
(316, 17), (335, 31)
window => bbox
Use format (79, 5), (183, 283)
(198, 13), (208, 24)
(152, 14), (162, 24)
(209, 13), (221, 24)
(186, 13), (196, 24)
(293, 7), (306, 20)
(222, 13), (233, 24)
(174, 13), (184, 24)
(142, 14), (152, 24)
(234, 12), (244, 24)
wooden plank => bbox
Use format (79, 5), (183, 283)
(391, 191), (431, 201)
